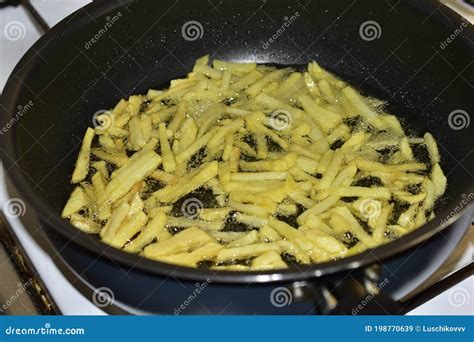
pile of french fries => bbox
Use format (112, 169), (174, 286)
(62, 56), (447, 271)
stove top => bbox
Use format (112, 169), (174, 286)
(0, 0), (472, 316)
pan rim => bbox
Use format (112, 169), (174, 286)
(0, 0), (473, 284)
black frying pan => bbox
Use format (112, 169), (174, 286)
(0, 0), (473, 314)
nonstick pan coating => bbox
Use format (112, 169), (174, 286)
(0, 0), (473, 284)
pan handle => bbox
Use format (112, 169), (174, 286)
(324, 275), (402, 315)
(294, 265), (403, 315)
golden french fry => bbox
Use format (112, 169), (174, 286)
(153, 242), (223, 267)
(269, 217), (313, 251)
(251, 251), (288, 270)
(228, 230), (259, 248)
(72, 127), (95, 183)
(143, 227), (214, 258)
(62, 187), (88, 218)
(109, 211), (148, 248)
(64, 58), (447, 271)
(124, 212), (169, 253)
(216, 243), (281, 263)
(99, 151), (161, 219)
(213, 60), (256, 75)
(152, 161), (218, 203)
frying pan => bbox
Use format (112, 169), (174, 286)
(0, 0), (473, 314)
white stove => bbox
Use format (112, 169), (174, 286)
(0, 0), (472, 316)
